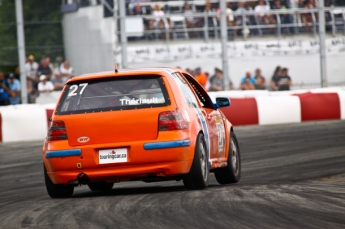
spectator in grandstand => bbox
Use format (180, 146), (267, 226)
(38, 75), (54, 93)
(0, 71), (10, 106)
(131, 3), (144, 16)
(275, 68), (292, 90)
(272, 0), (293, 34)
(216, 2), (237, 35)
(204, 0), (214, 27)
(149, 4), (167, 30)
(254, 68), (266, 90)
(183, 3), (198, 28)
(235, 1), (254, 35)
(194, 67), (208, 89)
(37, 56), (53, 81)
(270, 65), (282, 91)
(7, 73), (21, 105)
(297, 0), (304, 8)
(183, 2), (202, 37)
(255, 0), (276, 25)
(301, 0), (317, 33)
(240, 71), (256, 90)
(208, 68), (224, 92)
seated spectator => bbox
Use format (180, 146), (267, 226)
(270, 65), (282, 91)
(38, 75), (54, 93)
(204, 0), (214, 24)
(255, 0), (276, 25)
(183, 3), (198, 28)
(7, 73), (21, 105)
(216, 2), (237, 35)
(254, 68), (266, 90)
(131, 3), (150, 31)
(194, 67), (208, 90)
(149, 5), (167, 30)
(235, 1), (254, 36)
(0, 71), (10, 106)
(301, 0), (317, 33)
(208, 68), (224, 92)
(240, 71), (256, 90)
(272, 0), (293, 33)
(183, 3), (202, 37)
(276, 68), (292, 91)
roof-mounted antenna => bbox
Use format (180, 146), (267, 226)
(114, 62), (118, 73)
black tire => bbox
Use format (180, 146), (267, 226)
(88, 182), (114, 191)
(44, 165), (74, 198)
(183, 133), (209, 190)
(214, 131), (241, 184)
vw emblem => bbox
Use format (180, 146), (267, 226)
(77, 136), (90, 143)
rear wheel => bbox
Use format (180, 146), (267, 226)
(44, 165), (74, 198)
(214, 131), (241, 184)
(88, 182), (114, 191)
(183, 133), (209, 190)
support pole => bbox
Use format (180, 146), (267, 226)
(119, 0), (127, 68)
(318, 0), (327, 87)
(220, 0), (229, 90)
(15, 0), (27, 104)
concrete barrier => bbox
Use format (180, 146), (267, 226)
(0, 88), (344, 143)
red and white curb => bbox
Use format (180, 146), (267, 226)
(0, 89), (344, 143)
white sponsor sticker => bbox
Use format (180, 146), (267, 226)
(99, 148), (127, 164)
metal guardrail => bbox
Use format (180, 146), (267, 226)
(120, 7), (345, 42)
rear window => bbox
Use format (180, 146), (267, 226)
(56, 76), (170, 115)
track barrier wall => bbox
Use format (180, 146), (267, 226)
(0, 88), (344, 143)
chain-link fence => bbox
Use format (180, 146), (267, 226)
(0, 0), (64, 74)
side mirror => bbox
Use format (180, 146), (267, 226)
(215, 97), (231, 108)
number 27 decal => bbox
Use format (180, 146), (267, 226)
(68, 83), (88, 96)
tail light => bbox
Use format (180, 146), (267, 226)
(159, 110), (188, 131)
(47, 120), (68, 141)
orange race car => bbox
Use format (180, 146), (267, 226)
(42, 67), (241, 198)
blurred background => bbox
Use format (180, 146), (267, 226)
(0, 0), (345, 105)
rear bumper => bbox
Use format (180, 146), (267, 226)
(47, 160), (192, 184)
(43, 138), (194, 184)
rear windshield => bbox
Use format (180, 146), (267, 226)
(56, 76), (170, 115)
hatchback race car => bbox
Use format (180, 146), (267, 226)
(42, 67), (241, 198)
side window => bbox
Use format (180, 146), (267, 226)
(171, 72), (199, 108)
(182, 73), (215, 109)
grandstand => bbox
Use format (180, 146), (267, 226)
(60, 0), (345, 89)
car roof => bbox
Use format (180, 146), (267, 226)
(68, 67), (185, 83)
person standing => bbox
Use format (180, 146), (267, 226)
(25, 54), (39, 82)
(37, 56), (53, 81)
(208, 68), (224, 91)
(0, 72), (11, 106)
(194, 67), (208, 90)
(7, 73), (21, 105)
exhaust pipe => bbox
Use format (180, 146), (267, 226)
(77, 173), (90, 185)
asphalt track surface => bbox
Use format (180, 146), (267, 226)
(0, 120), (345, 229)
